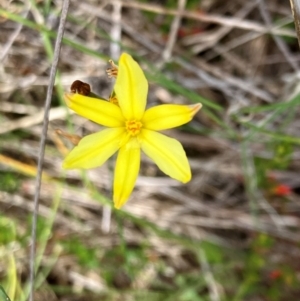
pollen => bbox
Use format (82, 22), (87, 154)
(126, 120), (143, 136)
(109, 96), (119, 105)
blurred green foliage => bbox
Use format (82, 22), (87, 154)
(0, 286), (11, 301)
(0, 172), (20, 193)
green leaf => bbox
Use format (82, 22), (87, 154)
(0, 286), (11, 301)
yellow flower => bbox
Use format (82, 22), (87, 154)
(63, 53), (202, 209)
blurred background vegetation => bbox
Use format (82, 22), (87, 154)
(0, 0), (300, 300)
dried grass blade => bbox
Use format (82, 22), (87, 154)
(28, 1), (70, 300)
(290, 0), (300, 48)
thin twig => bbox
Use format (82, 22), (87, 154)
(28, 1), (70, 300)
(161, 0), (186, 65)
(0, 101), (38, 115)
(80, 2), (273, 102)
(182, 1), (259, 53)
(0, 7), (30, 62)
(0, 107), (72, 135)
(198, 248), (221, 301)
(242, 143), (287, 233)
(290, 0), (300, 48)
(205, 17), (292, 62)
(112, 0), (296, 38)
(110, 0), (122, 60)
(259, 0), (299, 71)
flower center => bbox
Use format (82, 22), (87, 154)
(126, 120), (143, 136)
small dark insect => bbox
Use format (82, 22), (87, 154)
(290, 0), (300, 49)
(70, 80), (91, 96)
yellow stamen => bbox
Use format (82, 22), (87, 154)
(126, 120), (143, 136)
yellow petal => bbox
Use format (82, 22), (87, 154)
(140, 129), (191, 183)
(63, 128), (125, 169)
(64, 93), (124, 127)
(113, 142), (141, 209)
(114, 53), (148, 120)
(142, 103), (202, 131)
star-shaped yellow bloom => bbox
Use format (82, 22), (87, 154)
(63, 53), (202, 209)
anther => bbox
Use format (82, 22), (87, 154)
(126, 120), (143, 136)
(106, 59), (118, 78)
